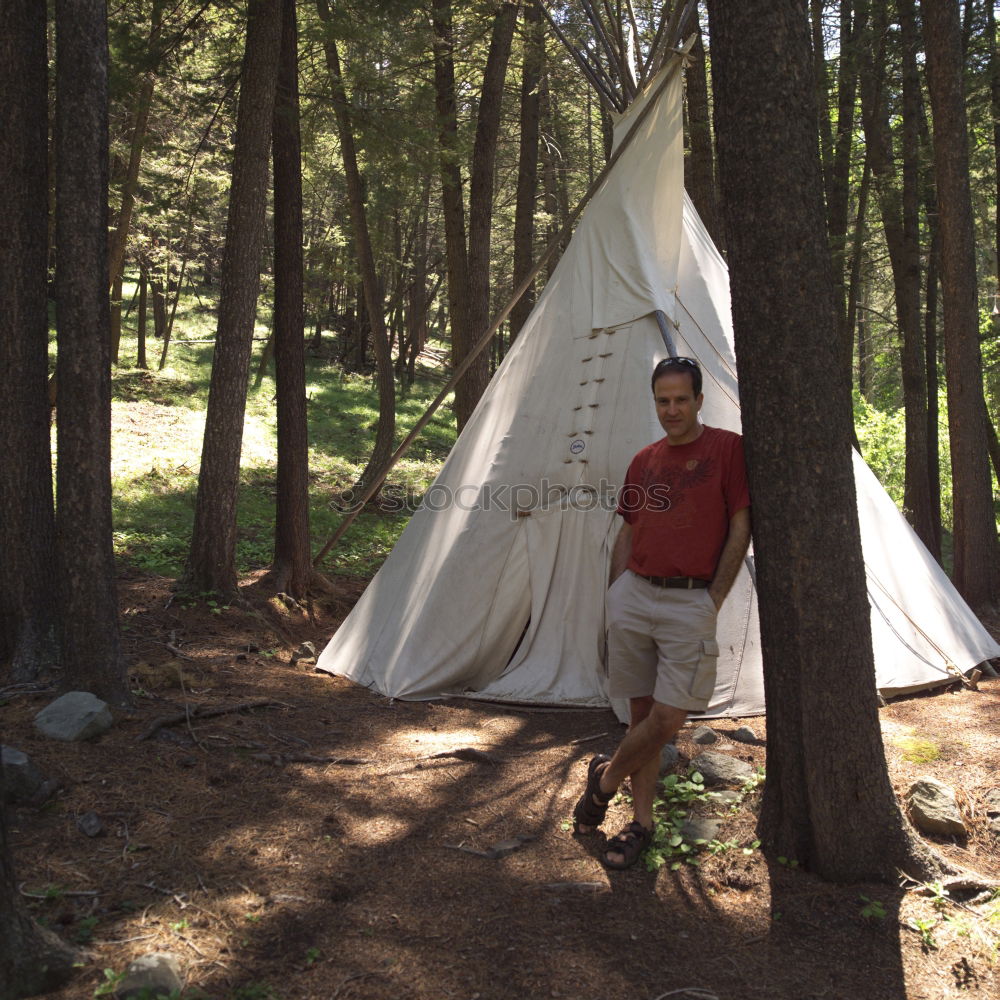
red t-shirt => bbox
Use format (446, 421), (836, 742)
(617, 426), (750, 580)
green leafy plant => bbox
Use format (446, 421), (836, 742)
(304, 947), (321, 966)
(74, 916), (99, 944)
(909, 916), (938, 949)
(859, 895), (887, 920)
(94, 969), (124, 998)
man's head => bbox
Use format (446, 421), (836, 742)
(650, 356), (702, 396)
(651, 357), (703, 444)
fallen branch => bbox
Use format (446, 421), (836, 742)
(139, 700), (290, 740)
(570, 732), (610, 745)
(428, 747), (502, 765)
(249, 753), (370, 766)
(19, 884), (98, 899)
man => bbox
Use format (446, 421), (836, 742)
(574, 355), (751, 869)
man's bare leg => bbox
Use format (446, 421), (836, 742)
(576, 698), (687, 837)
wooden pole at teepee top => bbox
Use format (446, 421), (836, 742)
(312, 41), (693, 569)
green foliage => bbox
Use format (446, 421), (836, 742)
(895, 735), (941, 764)
(859, 895), (887, 920)
(908, 915), (938, 949)
(109, 288), (456, 579)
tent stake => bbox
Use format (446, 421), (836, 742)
(312, 43), (693, 569)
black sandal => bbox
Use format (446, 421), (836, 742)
(572, 754), (613, 834)
(602, 821), (653, 870)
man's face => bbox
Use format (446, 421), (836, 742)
(653, 371), (704, 444)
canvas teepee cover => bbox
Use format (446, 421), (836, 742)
(316, 59), (999, 716)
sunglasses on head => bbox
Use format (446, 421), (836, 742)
(653, 356), (700, 373)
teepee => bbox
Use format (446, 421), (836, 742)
(315, 39), (999, 717)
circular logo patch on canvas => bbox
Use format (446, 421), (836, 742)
(570, 439), (586, 455)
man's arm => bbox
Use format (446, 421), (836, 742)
(609, 521), (633, 585)
(708, 507), (751, 610)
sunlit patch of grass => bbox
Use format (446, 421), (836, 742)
(107, 285), (456, 580)
(889, 731), (942, 764)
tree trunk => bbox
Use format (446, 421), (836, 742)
(989, 2), (1000, 290)
(54, 0), (130, 704)
(924, 218), (942, 555)
(897, 0), (936, 551)
(859, 3), (934, 549)
(0, 0), (61, 681)
(430, 0), (471, 411)
(463, 0), (517, 424)
(706, 0), (938, 882)
(510, 0), (543, 342)
(316, 2), (396, 501)
(137, 267), (148, 369)
(110, 271), (123, 363)
(922, 0), (1000, 610)
(829, 0), (865, 371)
(184, 0), (281, 596)
(0, 765), (78, 999)
(267, 0), (318, 599)
(685, 24), (724, 250)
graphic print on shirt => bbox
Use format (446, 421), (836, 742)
(638, 457), (715, 527)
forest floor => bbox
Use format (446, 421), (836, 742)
(4, 571), (1000, 1000)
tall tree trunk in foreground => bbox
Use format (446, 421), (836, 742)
(55, 0), (130, 704)
(0, 765), (78, 999)
(0, 0), (61, 680)
(510, 0), (543, 342)
(185, 0), (281, 595)
(316, 1), (396, 501)
(267, 0), (317, 598)
(922, 0), (1000, 611)
(706, 0), (937, 882)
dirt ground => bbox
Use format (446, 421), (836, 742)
(3, 572), (999, 1000)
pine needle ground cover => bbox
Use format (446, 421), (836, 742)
(101, 285), (456, 580)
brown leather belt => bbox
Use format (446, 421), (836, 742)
(636, 574), (710, 589)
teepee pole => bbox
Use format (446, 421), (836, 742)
(312, 44), (692, 569)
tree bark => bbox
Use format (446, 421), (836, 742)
(185, 0), (281, 595)
(510, 0), (544, 342)
(267, 0), (319, 599)
(316, 1), (397, 501)
(456, 0), (518, 431)
(0, 765), (78, 999)
(859, 3), (934, 550)
(706, 0), (938, 882)
(922, 0), (1000, 610)
(137, 267), (148, 369)
(430, 0), (471, 412)
(54, 0), (130, 704)
(828, 0), (865, 371)
(0, 0), (61, 680)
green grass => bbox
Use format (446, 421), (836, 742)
(100, 282), (456, 579)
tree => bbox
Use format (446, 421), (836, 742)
(510, 0), (544, 342)
(267, 0), (321, 598)
(55, 0), (130, 704)
(315, 0), (397, 501)
(921, 0), (1000, 611)
(431, 0), (518, 431)
(705, 0), (937, 882)
(0, 0), (60, 681)
(184, 0), (282, 596)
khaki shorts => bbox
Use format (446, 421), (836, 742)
(605, 570), (720, 712)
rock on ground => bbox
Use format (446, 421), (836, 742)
(906, 776), (966, 837)
(692, 750), (754, 786)
(2, 745), (48, 804)
(114, 952), (183, 1000)
(690, 725), (718, 745)
(34, 692), (113, 742)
